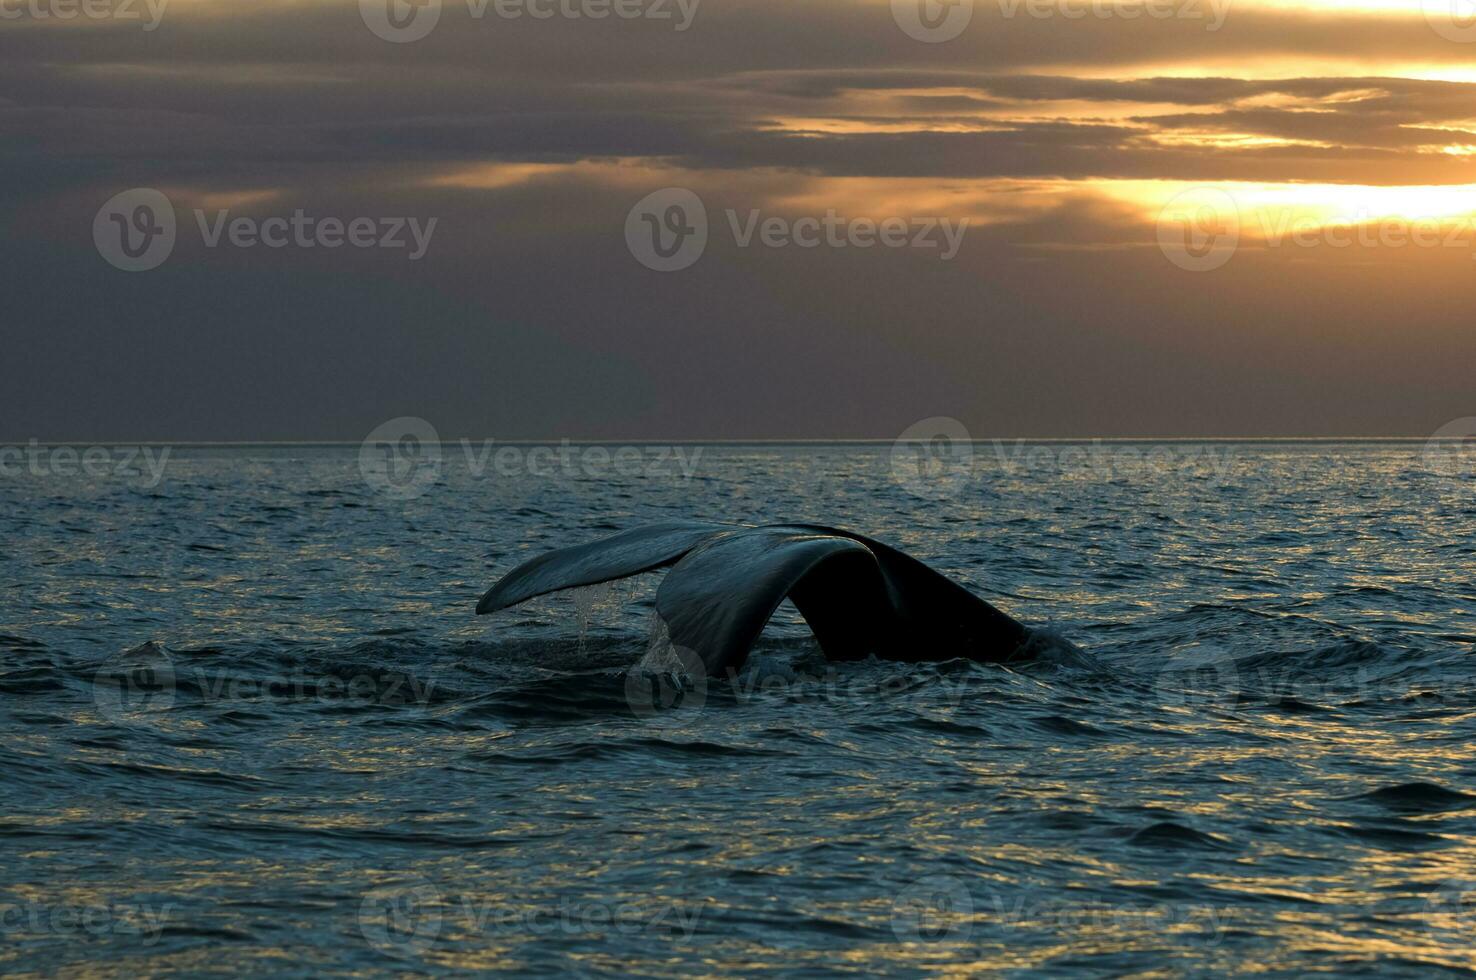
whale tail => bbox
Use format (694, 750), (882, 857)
(476, 522), (1032, 675)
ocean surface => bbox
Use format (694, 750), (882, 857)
(3, 439), (1475, 976)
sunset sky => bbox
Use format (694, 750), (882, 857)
(3, 0), (1474, 440)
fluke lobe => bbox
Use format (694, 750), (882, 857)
(476, 522), (1039, 676)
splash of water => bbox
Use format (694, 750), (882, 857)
(639, 610), (683, 672)
(569, 581), (616, 652)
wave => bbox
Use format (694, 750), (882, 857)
(3, 601), (1470, 730)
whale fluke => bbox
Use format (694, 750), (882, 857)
(475, 521), (728, 615)
(476, 522), (1034, 675)
(652, 527), (886, 671)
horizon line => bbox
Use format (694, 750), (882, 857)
(0, 436), (1455, 447)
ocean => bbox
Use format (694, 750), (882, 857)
(3, 440), (1474, 975)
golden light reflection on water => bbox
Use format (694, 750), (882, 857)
(12, 669), (1476, 976)
(7, 445), (1476, 974)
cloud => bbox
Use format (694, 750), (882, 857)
(4, 0), (1475, 437)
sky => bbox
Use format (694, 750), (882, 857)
(2, 0), (1474, 441)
